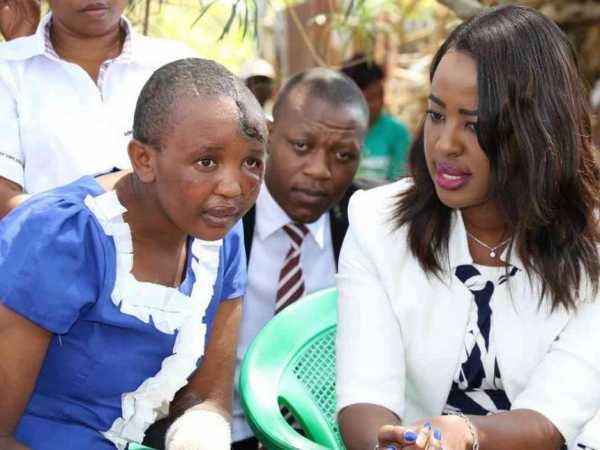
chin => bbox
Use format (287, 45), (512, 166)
(190, 229), (230, 242)
(434, 189), (471, 210)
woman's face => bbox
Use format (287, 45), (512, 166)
(150, 96), (266, 241)
(424, 51), (491, 211)
(49, 0), (127, 36)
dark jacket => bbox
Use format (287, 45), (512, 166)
(242, 181), (376, 268)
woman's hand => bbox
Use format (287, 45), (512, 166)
(388, 416), (474, 450)
(0, 0), (40, 41)
(0, 435), (30, 450)
(377, 422), (444, 449)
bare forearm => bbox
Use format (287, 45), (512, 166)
(472, 409), (563, 450)
(170, 299), (242, 420)
(339, 403), (401, 450)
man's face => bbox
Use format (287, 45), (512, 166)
(362, 80), (384, 126)
(49, 0), (127, 37)
(265, 90), (366, 223)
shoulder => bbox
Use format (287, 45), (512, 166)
(348, 177), (412, 224)
(1, 177), (106, 240)
(130, 32), (197, 68)
(0, 34), (44, 62)
(344, 179), (412, 252)
(381, 112), (409, 133)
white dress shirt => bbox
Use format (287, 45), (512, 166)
(336, 179), (600, 449)
(232, 184), (337, 441)
(0, 13), (195, 194)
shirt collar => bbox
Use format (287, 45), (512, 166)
(447, 210), (523, 270)
(40, 13), (133, 61)
(255, 183), (328, 249)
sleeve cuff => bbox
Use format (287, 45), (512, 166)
(0, 151), (24, 188)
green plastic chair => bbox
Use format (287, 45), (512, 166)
(239, 287), (344, 450)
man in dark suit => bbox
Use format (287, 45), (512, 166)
(232, 67), (370, 449)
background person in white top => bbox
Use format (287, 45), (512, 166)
(336, 5), (600, 450)
(0, 0), (194, 217)
(232, 68), (369, 449)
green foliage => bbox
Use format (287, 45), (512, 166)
(126, 0), (257, 73)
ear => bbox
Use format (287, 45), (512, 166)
(128, 139), (157, 183)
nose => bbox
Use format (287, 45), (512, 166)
(214, 167), (242, 198)
(303, 148), (331, 181)
(436, 121), (464, 158)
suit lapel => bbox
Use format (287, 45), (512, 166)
(242, 206), (256, 263)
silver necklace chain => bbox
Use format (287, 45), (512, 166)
(466, 232), (511, 258)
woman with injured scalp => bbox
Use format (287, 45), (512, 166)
(0, 58), (266, 450)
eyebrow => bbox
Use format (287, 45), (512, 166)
(429, 94), (478, 116)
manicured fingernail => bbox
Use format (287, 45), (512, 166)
(404, 431), (418, 442)
(434, 429), (442, 440)
(424, 421), (432, 431)
(386, 447), (397, 450)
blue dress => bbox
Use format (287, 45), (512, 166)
(0, 177), (247, 450)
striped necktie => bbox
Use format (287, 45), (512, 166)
(275, 223), (309, 313)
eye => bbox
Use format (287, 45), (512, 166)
(291, 140), (309, 152)
(196, 158), (216, 168)
(335, 150), (357, 162)
(243, 157), (263, 171)
(466, 121), (479, 133)
(426, 110), (444, 123)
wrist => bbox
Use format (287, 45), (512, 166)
(448, 412), (479, 450)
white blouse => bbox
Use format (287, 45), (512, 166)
(335, 179), (600, 449)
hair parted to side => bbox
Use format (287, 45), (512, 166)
(394, 5), (600, 311)
(133, 58), (267, 149)
(272, 67), (369, 126)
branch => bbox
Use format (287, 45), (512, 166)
(284, 0), (328, 67)
(437, 0), (487, 20)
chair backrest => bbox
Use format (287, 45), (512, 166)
(239, 288), (344, 450)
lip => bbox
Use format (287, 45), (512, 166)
(434, 162), (471, 191)
(201, 206), (240, 227)
(80, 3), (110, 16)
(291, 187), (328, 205)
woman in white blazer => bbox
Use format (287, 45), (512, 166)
(336, 5), (600, 450)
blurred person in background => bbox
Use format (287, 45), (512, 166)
(342, 54), (411, 182)
(240, 57), (276, 118)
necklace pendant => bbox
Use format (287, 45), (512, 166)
(490, 251), (496, 258)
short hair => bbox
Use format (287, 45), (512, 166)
(272, 67), (369, 127)
(393, 5), (600, 311)
(133, 58), (266, 149)
(340, 53), (385, 90)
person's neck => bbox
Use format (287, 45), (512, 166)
(116, 175), (187, 250)
(50, 19), (123, 81)
(461, 201), (508, 245)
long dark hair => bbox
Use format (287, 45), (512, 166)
(394, 5), (600, 311)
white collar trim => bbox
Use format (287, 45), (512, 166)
(84, 190), (223, 449)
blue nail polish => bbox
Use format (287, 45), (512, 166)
(424, 421), (432, 431)
(386, 447), (397, 450)
(404, 430), (418, 442)
(434, 429), (442, 440)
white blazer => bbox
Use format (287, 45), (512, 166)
(335, 179), (600, 449)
